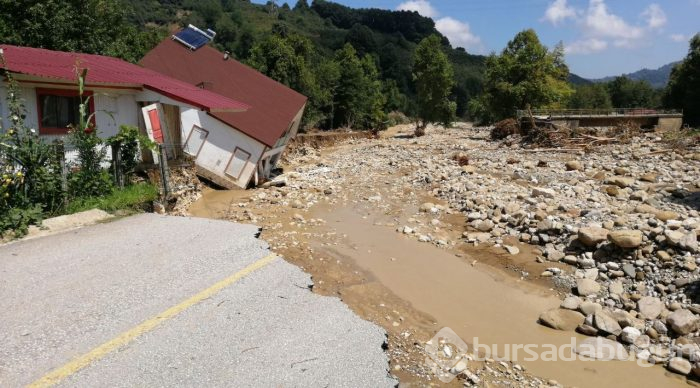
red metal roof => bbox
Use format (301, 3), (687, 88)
(0, 44), (249, 113)
(140, 38), (307, 147)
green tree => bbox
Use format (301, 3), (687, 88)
(606, 76), (659, 108)
(473, 30), (572, 122)
(568, 84), (613, 110)
(664, 34), (700, 126)
(248, 33), (330, 128)
(332, 44), (386, 130)
(412, 35), (456, 136)
(0, 0), (162, 63)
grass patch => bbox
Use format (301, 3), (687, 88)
(64, 183), (158, 215)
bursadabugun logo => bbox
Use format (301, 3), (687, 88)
(424, 327), (470, 383)
(425, 327), (667, 383)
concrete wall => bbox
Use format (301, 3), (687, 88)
(656, 117), (683, 132)
(180, 109), (266, 189)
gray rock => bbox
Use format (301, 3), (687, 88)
(576, 278), (601, 296)
(665, 229), (685, 246)
(594, 311), (622, 335)
(475, 220), (495, 232)
(680, 232), (699, 253)
(668, 357), (692, 375)
(532, 187), (556, 198)
(634, 334), (651, 349)
(575, 337), (629, 360)
(608, 230), (643, 248)
(667, 309), (700, 335)
(539, 308), (585, 331)
(565, 161), (583, 171)
(622, 263), (636, 278)
(561, 296), (582, 310)
(620, 326), (641, 344)
(608, 281), (624, 295)
(637, 296), (664, 320)
(545, 247), (565, 262)
(605, 176), (635, 188)
(578, 227), (609, 247)
(580, 301), (603, 315)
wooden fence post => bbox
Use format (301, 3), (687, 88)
(158, 143), (170, 199)
(111, 141), (124, 189)
(54, 141), (68, 204)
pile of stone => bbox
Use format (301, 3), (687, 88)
(243, 124), (700, 380)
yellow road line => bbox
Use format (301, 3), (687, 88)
(28, 253), (278, 388)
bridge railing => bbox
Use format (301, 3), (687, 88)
(516, 108), (683, 119)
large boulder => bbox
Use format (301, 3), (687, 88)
(667, 310), (700, 335)
(539, 308), (585, 331)
(578, 227), (609, 247)
(637, 297), (664, 320)
(575, 337), (629, 360)
(608, 230), (643, 249)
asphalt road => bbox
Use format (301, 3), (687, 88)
(0, 214), (395, 387)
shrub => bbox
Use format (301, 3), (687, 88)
(107, 125), (155, 184)
(67, 69), (113, 198)
(0, 61), (65, 236)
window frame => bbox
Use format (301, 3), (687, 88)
(36, 88), (95, 135)
(224, 146), (252, 180)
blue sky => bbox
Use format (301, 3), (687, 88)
(267, 0), (699, 78)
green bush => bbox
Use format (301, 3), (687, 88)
(67, 69), (113, 198)
(1, 61), (65, 236)
(107, 125), (155, 184)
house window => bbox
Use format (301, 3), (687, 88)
(36, 88), (94, 135)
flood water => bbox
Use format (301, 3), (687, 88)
(315, 206), (687, 388)
(190, 188), (688, 388)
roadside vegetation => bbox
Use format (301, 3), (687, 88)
(0, 68), (156, 238)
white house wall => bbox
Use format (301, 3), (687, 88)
(0, 84), (139, 141)
(180, 108), (265, 188)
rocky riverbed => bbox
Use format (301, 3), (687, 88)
(189, 123), (700, 386)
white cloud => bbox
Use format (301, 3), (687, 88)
(565, 38), (608, 54)
(641, 4), (667, 29)
(396, 1), (482, 51)
(396, 0), (438, 18)
(435, 17), (482, 50)
(541, 0), (577, 25)
(583, 0), (643, 40)
(670, 33), (688, 42)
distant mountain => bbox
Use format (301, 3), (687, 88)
(591, 62), (680, 89)
(568, 73), (592, 86)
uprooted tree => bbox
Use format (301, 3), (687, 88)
(469, 29), (572, 124)
(412, 35), (456, 137)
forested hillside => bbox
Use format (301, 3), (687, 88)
(125, 0), (486, 123)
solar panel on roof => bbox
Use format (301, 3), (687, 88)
(173, 25), (216, 51)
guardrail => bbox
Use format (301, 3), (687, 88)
(516, 108), (683, 118)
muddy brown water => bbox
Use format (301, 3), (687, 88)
(317, 206), (687, 388)
(190, 188), (688, 388)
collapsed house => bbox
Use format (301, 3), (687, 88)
(141, 26), (308, 188)
(0, 26), (307, 189)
